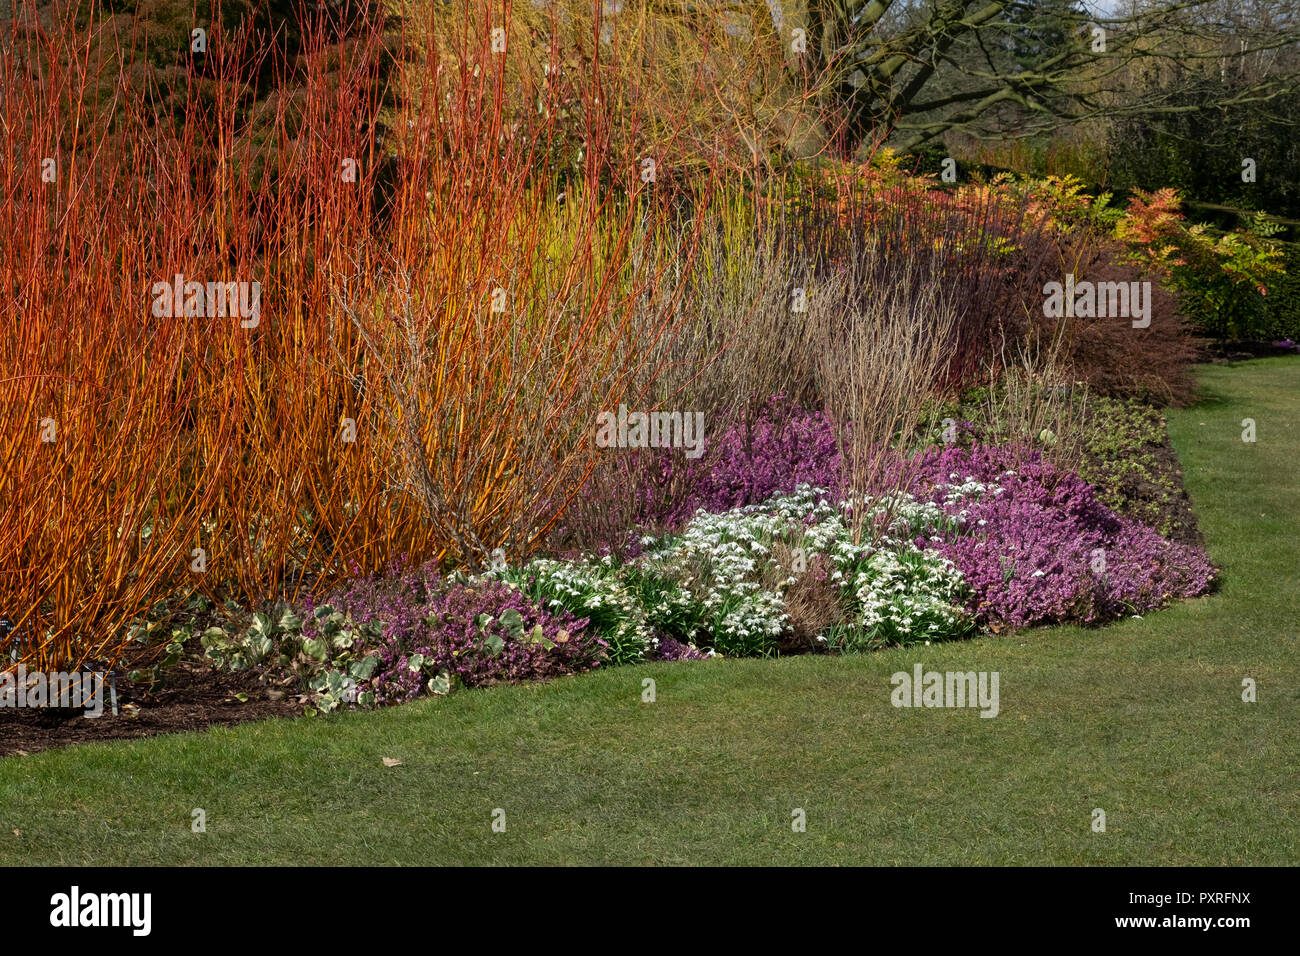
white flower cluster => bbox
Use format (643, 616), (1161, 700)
(847, 547), (969, 644)
(639, 500), (801, 655)
(842, 491), (951, 546)
(644, 484), (972, 650)
(937, 475), (1004, 505)
(936, 476), (1004, 520)
(481, 482), (976, 659)
(490, 556), (658, 664)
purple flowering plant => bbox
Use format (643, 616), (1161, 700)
(317, 562), (606, 706)
(884, 444), (1216, 629)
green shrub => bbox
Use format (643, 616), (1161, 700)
(1259, 240), (1300, 341)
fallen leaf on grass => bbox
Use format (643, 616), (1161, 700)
(381, 757), (402, 767)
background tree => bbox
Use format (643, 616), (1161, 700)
(781, 0), (1300, 157)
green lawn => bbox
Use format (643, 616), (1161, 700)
(2, 358), (1296, 865)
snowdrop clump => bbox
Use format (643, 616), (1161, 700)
(642, 484), (974, 653)
(638, 497), (803, 656)
(484, 483), (978, 659)
(841, 547), (971, 650)
(490, 556), (657, 665)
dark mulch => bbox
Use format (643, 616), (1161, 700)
(1204, 340), (1299, 363)
(1145, 429), (1206, 549)
(1072, 398), (1206, 550)
(0, 654), (302, 758)
(0, 581), (327, 758)
(1090, 418), (1206, 550)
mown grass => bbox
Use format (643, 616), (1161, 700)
(1, 357), (1296, 865)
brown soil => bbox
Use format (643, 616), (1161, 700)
(0, 655), (301, 758)
(1147, 429), (1206, 549)
(1095, 419), (1206, 550)
(1154, 439), (1201, 546)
